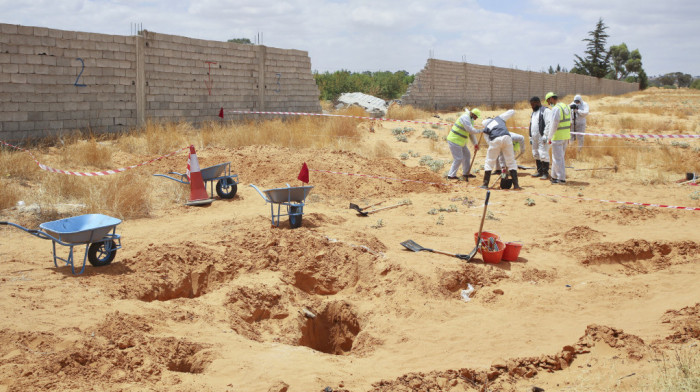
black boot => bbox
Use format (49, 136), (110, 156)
(510, 170), (522, 190)
(539, 162), (550, 180)
(480, 171), (491, 189)
(531, 160), (543, 177)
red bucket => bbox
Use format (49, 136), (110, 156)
(474, 231), (500, 245)
(479, 240), (505, 264)
(502, 241), (523, 262)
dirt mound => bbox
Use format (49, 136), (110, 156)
(106, 241), (240, 301)
(225, 282), (301, 345)
(563, 225), (604, 241)
(516, 267), (558, 283)
(584, 205), (678, 225)
(224, 145), (447, 199)
(4, 312), (214, 391)
(368, 324), (646, 391)
(573, 239), (700, 274)
(439, 263), (509, 294)
(230, 227), (381, 295)
(661, 303), (700, 343)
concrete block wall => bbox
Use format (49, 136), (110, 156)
(0, 24), (137, 141)
(0, 24), (321, 141)
(402, 59), (638, 110)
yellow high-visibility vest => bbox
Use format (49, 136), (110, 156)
(552, 102), (571, 141)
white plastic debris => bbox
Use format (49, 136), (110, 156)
(460, 284), (475, 302)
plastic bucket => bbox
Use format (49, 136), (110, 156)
(501, 241), (523, 262)
(474, 231), (500, 245)
(479, 240), (505, 264)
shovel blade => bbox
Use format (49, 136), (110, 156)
(400, 239), (426, 252)
(349, 203), (363, 213)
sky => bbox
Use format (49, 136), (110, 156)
(2, 0), (699, 77)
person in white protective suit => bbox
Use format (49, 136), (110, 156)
(446, 108), (482, 181)
(478, 109), (522, 190)
(545, 92), (572, 184)
(492, 131), (525, 189)
(528, 96), (552, 180)
(569, 94), (589, 151)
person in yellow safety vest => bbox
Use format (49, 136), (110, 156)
(446, 108), (482, 181)
(544, 92), (572, 184)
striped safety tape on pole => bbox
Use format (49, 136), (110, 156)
(1, 140), (189, 176)
(310, 168), (700, 211)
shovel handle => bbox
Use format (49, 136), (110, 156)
(362, 202), (406, 215)
(466, 132), (484, 176)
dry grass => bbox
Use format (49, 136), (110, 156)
(62, 137), (113, 168)
(387, 104), (431, 120)
(0, 179), (21, 210)
(648, 346), (700, 392)
(0, 149), (41, 181)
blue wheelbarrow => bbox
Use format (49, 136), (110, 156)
(153, 162), (239, 199)
(1, 214), (122, 275)
(250, 184), (314, 228)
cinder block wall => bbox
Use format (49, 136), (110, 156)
(0, 24), (321, 141)
(401, 59), (639, 110)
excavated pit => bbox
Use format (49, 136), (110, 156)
(299, 301), (361, 355)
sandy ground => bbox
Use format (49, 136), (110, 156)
(1, 102), (699, 392)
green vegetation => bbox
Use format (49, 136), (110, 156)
(227, 38), (252, 44)
(314, 70), (414, 101)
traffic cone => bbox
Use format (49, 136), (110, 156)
(185, 145), (213, 206)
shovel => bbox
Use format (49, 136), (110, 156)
(356, 202), (407, 217)
(400, 240), (472, 260)
(465, 190), (491, 261)
(349, 200), (384, 213)
(574, 165), (618, 172)
(465, 132), (484, 178)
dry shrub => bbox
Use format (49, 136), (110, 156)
(41, 174), (92, 203)
(0, 149), (40, 181)
(143, 120), (189, 155)
(62, 138), (113, 168)
(617, 116), (637, 130)
(0, 179), (21, 210)
(371, 140), (393, 159)
(87, 172), (152, 219)
(387, 104), (430, 120)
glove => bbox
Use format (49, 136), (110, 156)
(548, 139), (552, 145)
(474, 145), (479, 151)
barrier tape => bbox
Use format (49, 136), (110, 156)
(310, 168), (700, 211)
(1, 140), (188, 176)
(225, 110), (700, 139)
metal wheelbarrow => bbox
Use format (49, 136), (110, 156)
(250, 183), (314, 228)
(1, 214), (122, 275)
(154, 162), (239, 199)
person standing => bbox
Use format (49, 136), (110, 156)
(569, 94), (589, 151)
(478, 109), (522, 190)
(528, 96), (552, 180)
(545, 92), (572, 184)
(446, 108), (482, 180)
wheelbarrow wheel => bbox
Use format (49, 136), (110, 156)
(88, 240), (117, 267)
(289, 206), (303, 229)
(216, 178), (237, 199)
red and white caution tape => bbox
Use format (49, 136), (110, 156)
(570, 132), (700, 139)
(310, 168), (700, 211)
(224, 110), (700, 139)
(1, 140), (188, 176)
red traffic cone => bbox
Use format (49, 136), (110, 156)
(185, 145), (213, 206)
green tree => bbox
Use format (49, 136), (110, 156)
(626, 49), (642, 75)
(573, 18), (611, 78)
(691, 78), (700, 90)
(228, 38), (252, 44)
(608, 43), (630, 80)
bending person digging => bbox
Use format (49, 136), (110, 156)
(478, 109), (522, 190)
